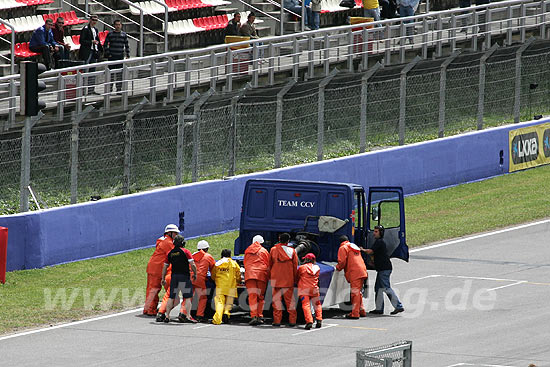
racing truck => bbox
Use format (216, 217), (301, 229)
(233, 178), (409, 309)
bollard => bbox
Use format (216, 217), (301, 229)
(0, 227), (7, 284)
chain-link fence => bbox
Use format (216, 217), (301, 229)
(3, 39), (550, 215)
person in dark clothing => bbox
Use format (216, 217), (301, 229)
(363, 225), (404, 315)
(225, 12), (241, 36)
(104, 19), (130, 93)
(52, 17), (70, 63)
(29, 18), (60, 70)
(79, 15), (103, 94)
(161, 235), (198, 323)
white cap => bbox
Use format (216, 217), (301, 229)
(164, 224), (179, 234)
(197, 240), (209, 250)
(252, 235), (264, 244)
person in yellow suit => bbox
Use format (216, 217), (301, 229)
(211, 249), (241, 325)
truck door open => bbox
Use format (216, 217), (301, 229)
(353, 189), (366, 247)
(366, 187), (409, 262)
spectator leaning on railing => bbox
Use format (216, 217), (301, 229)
(29, 18), (60, 70)
(363, 0), (381, 23)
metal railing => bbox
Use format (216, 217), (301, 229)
(2, 38), (549, 214)
(0, 0), (548, 129)
(356, 341), (412, 367)
(0, 19), (15, 75)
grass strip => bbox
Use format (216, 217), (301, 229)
(0, 165), (549, 335)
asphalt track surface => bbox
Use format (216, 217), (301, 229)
(2, 220), (550, 367)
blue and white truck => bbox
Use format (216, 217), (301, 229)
(234, 179), (409, 308)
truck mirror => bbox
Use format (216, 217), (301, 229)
(318, 216), (348, 233)
(372, 206), (379, 221)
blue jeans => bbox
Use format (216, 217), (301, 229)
(306, 9), (320, 29)
(374, 270), (403, 311)
(363, 7), (381, 26)
(84, 51), (98, 92)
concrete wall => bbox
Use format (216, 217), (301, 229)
(2, 118), (548, 271)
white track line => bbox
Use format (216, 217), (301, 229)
(292, 323), (337, 336)
(486, 281), (527, 291)
(395, 275), (441, 285)
(0, 307), (142, 342)
(2, 218), (549, 342)
(410, 218), (550, 254)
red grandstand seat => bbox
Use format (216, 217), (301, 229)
(173, 0), (186, 9)
(0, 24), (12, 35)
(204, 17), (215, 30)
(72, 35), (80, 45)
(192, 17), (203, 28)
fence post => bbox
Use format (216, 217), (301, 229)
(384, 24), (391, 65)
(176, 91), (200, 185)
(275, 78), (297, 168)
(76, 71), (84, 115)
(268, 43), (275, 85)
(191, 88), (215, 182)
(252, 43), (259, 87)
(229, 83), (252, 176)
(438, 50), (461, 138)
(19, 112), (44, 212)
(56, 74), (64, 122)
(150, 59), (157, 105)
(324, 33), (330, 76)
(185, 54), (192, 98)
(360, 62), (382, 153)
(477, 43), (498, 130)
(514, 37), (536, 123)
(308, 35), (315, 79)
(399, 56), (421, 145)
(293, 38), (299, 79)
(403, 341), (413, 367)
(167, 57), (175, 102)
(347, 30), (354, 72)
(210, 51), (217, 90)
(104, 67), (111, 112)
(70, 105), (95, 204)
(540, 0), (547, 39)
(123, 97), (149, 195)
(422, 18), (428, 59)
(122, 64), (129, 110)
(7, 79), (16, 130)
(436, 14), (443, 57)
(318, 68), (339, 161)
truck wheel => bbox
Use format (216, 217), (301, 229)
(339, 301), (353, 312)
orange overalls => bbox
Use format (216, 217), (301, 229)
(269, 243), (298, 325)
(144, 235), (174, 315)
(244, 241), (270, 319)
(336, 240), (368, 318)
(298, 262), (322, 324)
(191, 250), (216, 318)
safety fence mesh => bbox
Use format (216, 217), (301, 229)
(356, 340), (412, 367)
(3, 41), (550, 214)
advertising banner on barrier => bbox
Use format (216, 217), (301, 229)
(509, 123), (550, 172)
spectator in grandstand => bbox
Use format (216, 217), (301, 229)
(283, 0), (303, 21)
(396, 0), (419, 43)
(363, 0), (381, 23)
(191, 240), (216, 323)
(269, 233), (298, 327)
(29, 18), (60, 70)
(143, 224), (180, 316)
(52, 17), (70, 65)
(380, 0), (398, 19)
(161, 234), (198, 323)
(244, 235), (269, 326)
(363, 226), (405, 316)
(225, 12), (241, 36)
(104, 19), (130, 94)
(298, 253), (322, 330)
(79, 15), (103, 95)
(336, 235), (368, 319)
(305, 0), (321, 30)
(239, 12), (260, 39)
(211, 249), (241, 325)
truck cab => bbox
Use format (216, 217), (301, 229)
(234, 179), (408, 264)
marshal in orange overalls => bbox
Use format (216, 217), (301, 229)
(336, 240), (368, 318)
(269, 241), (298, 325)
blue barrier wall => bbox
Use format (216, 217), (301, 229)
(1, 118), (548, 271)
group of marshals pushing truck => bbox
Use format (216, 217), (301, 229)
(143, 222), (404, 329)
